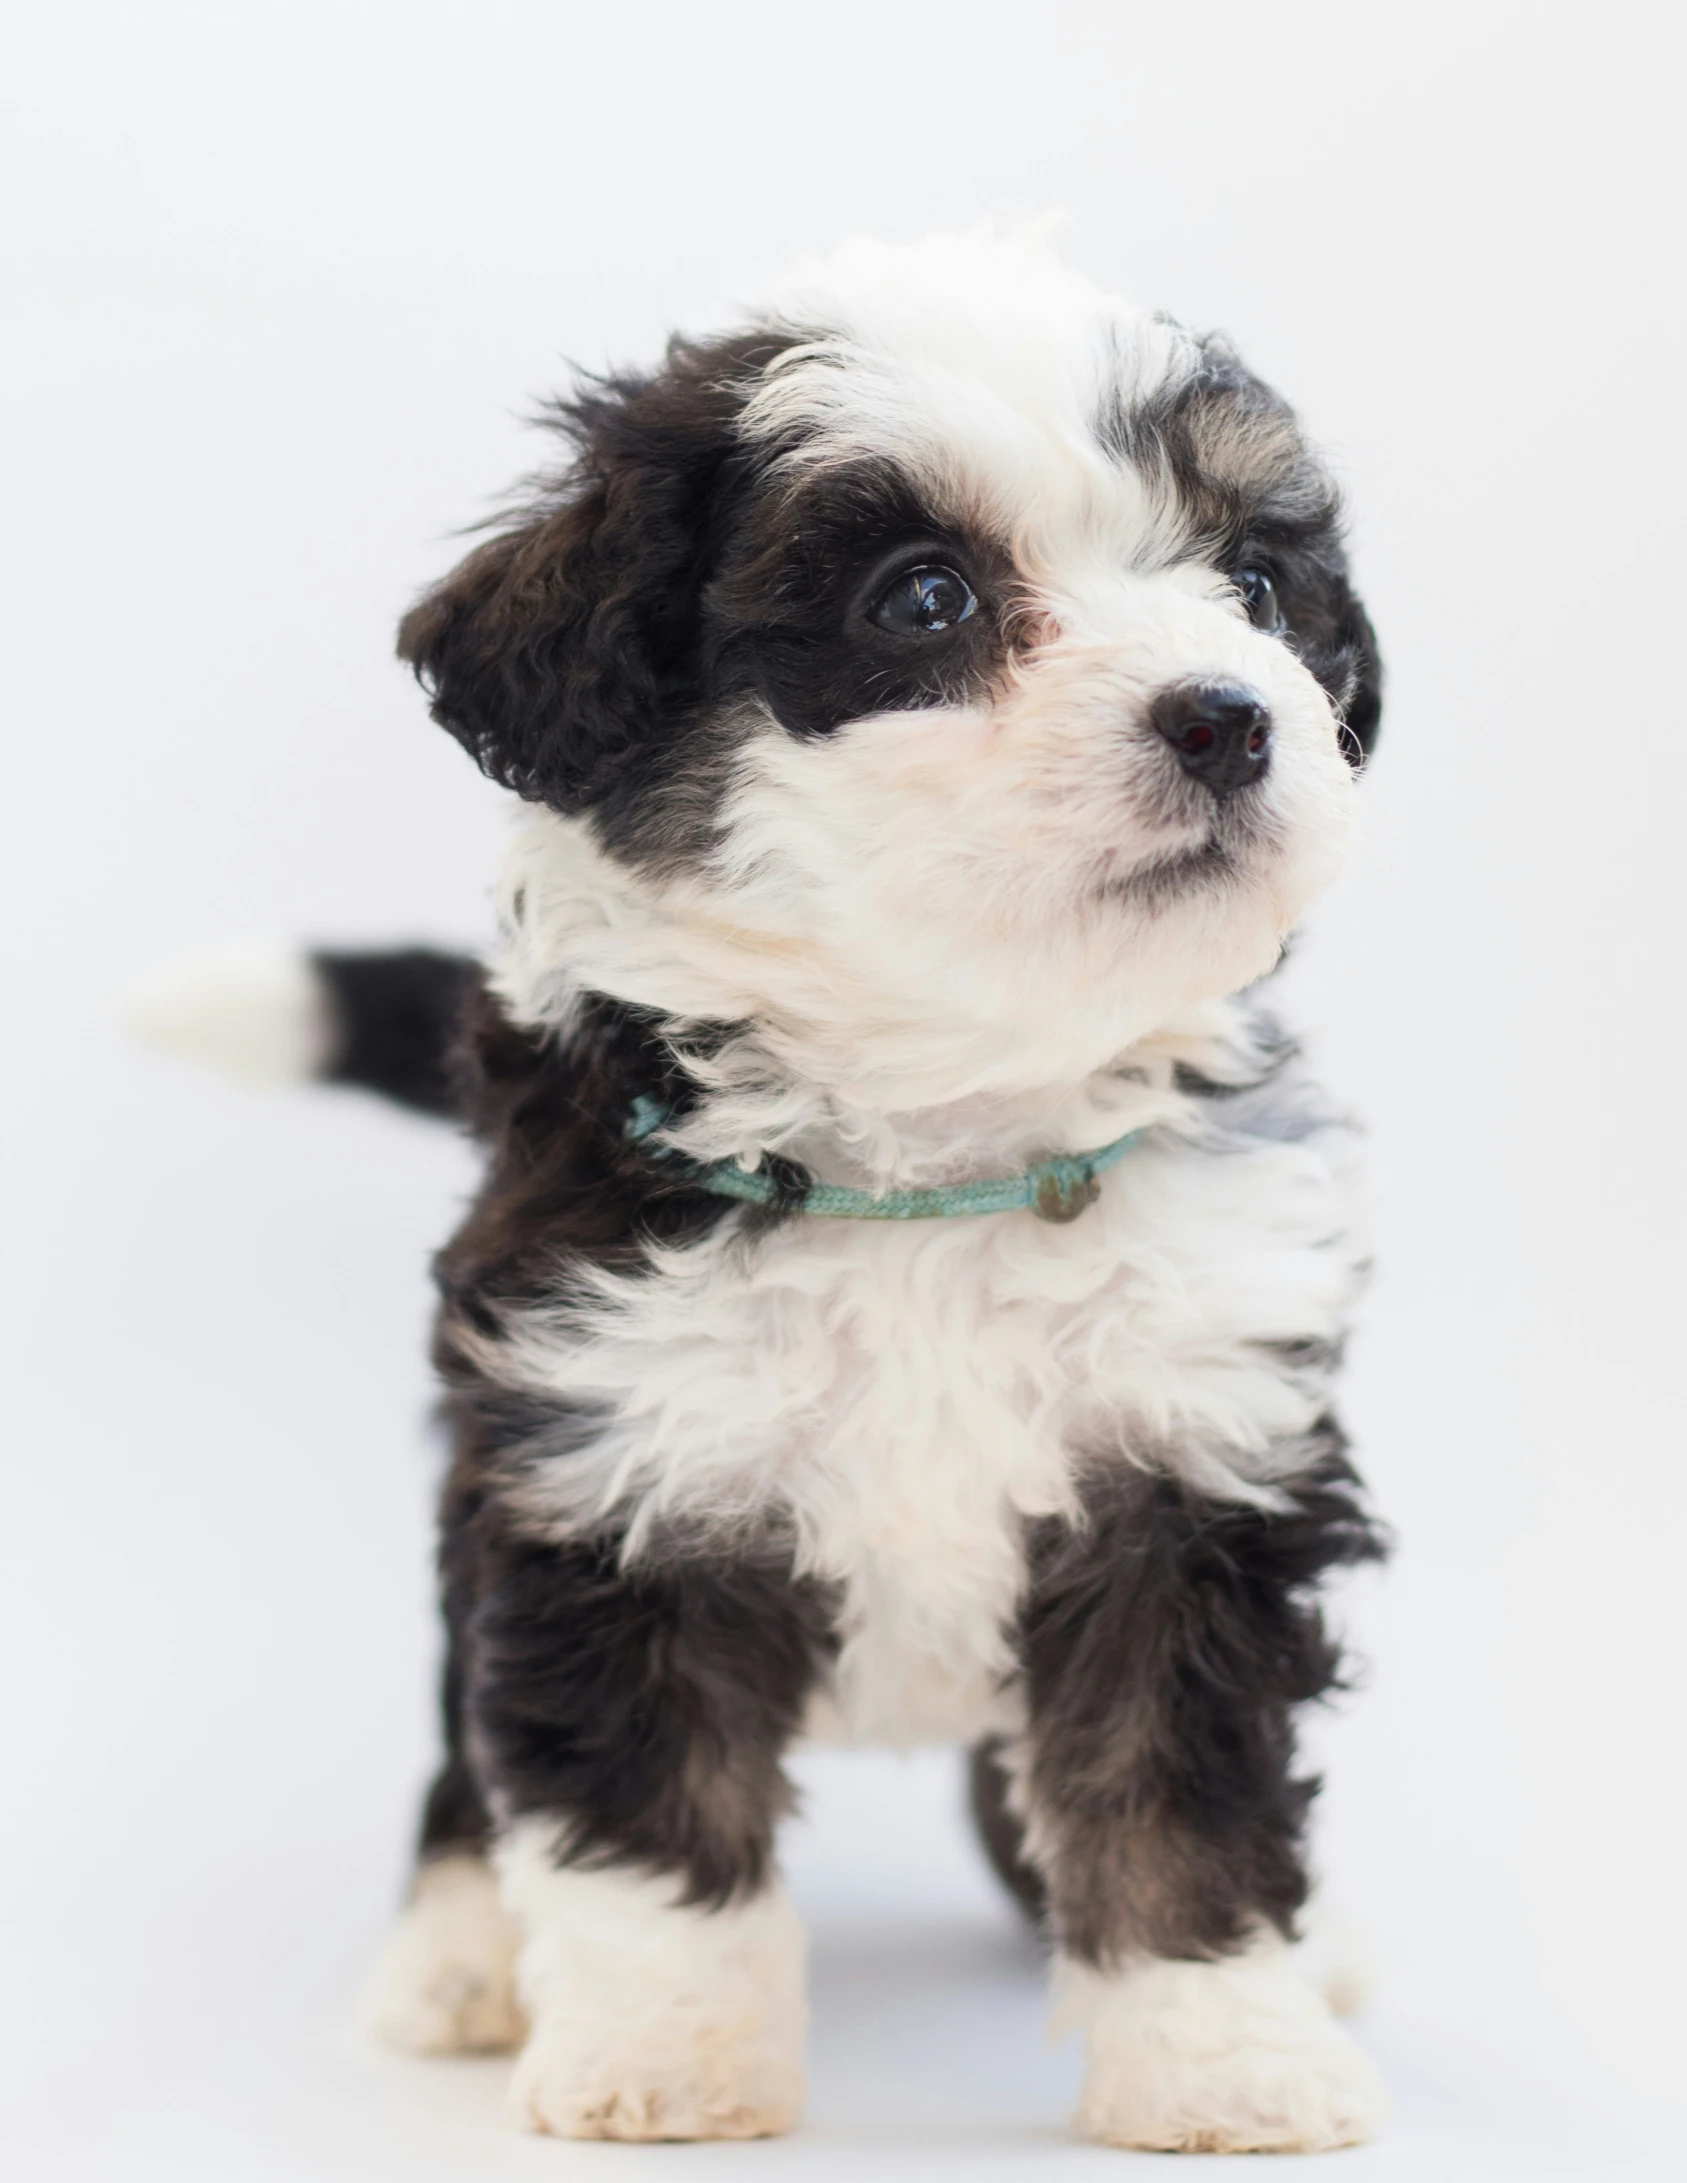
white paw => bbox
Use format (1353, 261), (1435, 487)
(1060, 1938), (1386, 2154)
(496, 1825), (807, 2141)
(511, 2011), (804, 2141)
(360, 1855), (527, 2055)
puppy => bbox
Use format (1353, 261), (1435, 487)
(134, 230), (1388, 2152)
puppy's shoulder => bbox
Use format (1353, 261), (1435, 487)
(437, 988), (730, 1315)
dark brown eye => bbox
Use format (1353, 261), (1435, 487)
(869, 564), (978, 636)
(1236, 567), (1284, 634)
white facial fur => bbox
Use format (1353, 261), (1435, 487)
(502, 229), (1356, 1116)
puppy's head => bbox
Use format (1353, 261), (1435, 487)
(402, 233), (1379, 1102)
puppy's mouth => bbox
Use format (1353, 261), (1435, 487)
(1095, 743), (1273, 902)
(1097, 834), (1239, 909)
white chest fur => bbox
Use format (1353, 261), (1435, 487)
(488, 1114), (1362, 1750)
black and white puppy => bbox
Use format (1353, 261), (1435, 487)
(136, 230), (1388, 2153)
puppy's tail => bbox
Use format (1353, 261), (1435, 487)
(122, 941), (481, 1119)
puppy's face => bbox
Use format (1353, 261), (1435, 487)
(403, 236), (1379, 1100)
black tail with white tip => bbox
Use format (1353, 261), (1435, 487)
(124, 941), (481, 1119)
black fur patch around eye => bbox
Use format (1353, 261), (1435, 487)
(1227, 519), (1383, 766)
(703, 461), (1014, 739)
(400, 333), (1019, 872)
(1100, 336), (1383, 762)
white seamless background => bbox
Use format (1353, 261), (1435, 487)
(3, 5), (1683, 2178)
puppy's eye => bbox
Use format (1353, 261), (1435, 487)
(869, 564), (978, 636)
(1236, 567), (1284, 634)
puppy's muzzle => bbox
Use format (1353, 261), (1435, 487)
(1152, 681), (1272, 798)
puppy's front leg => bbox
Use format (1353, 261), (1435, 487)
(1017, 1449), (1387, 2154)
(466, 1521), (832, 2141)
(498, 1826), (807, 2141)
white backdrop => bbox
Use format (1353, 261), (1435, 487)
(4, 4), (1684, 2177)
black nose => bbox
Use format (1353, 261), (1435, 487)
(1151, 681), (1272, 796)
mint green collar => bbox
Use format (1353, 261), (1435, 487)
(625, 1096), (1142, 1224)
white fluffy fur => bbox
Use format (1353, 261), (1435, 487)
(1055, 1932), (1387, 2153)
(459, 237), (1382, 2147)
(360, 1853), (525, 2054)
(483, 819), (1362, 1750)
(473, 234), (1365, 1748)
(748, 229), (1201, 569)
(496, 1821), (807, 2141)
(121, 938), (332, 1088)
(346, 232), (1383, 2149)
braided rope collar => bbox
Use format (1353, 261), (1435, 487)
(625, 1094), (1142, 1224)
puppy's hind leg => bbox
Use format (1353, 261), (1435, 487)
(361, 1636), (525, 2055)
(968, 1735), (1047, 1928)
(360, 1839), (526, 2056)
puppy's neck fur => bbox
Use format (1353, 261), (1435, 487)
(492, 810), (1281, 1191)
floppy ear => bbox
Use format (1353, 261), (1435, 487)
(1332, 582), (1383, 763)
(1293, 561), (1383, 769)
(397, 483), (645, 811)
(399, 339), (778, 811)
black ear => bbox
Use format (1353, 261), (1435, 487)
(1290, 560), (1383, 769)
(399, 337), (780, 811)
(398, 489), (628, 809)
(1331, 582), (1383, 764)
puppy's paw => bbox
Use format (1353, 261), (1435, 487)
(1061, 1940), (1386, 2154)
(496, 1824), (808, 2139)
(510, 2013), (804, 2141)
(360, 1855), (527, 2055)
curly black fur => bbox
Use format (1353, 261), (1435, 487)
(1013, 1437), (1386, 1965)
